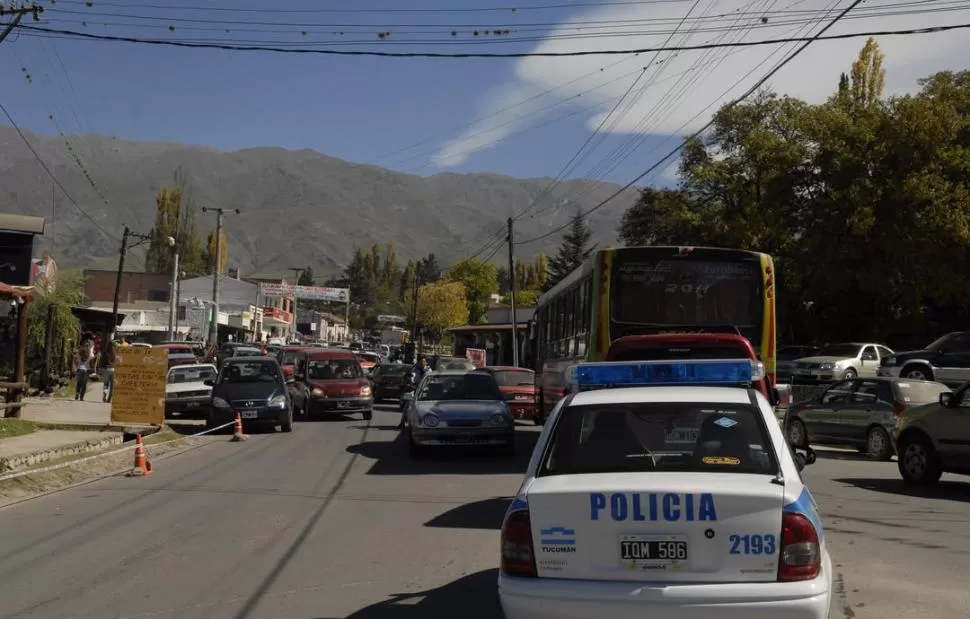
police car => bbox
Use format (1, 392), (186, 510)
(498, 359), (830, 619)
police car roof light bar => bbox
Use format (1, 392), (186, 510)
(573, 359), (764, 388)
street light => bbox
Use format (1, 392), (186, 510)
(166, 236), (179, 340)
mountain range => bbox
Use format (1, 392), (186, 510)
(0, 125), (639, 276)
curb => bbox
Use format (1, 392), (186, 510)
(1, 433), (126, 472)
(0, 436), (217, 512)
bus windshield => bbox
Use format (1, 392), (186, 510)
(611, 254), (763, 341)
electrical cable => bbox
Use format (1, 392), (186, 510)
(514, 0), (868, 246)
(14, 22), (970, 57)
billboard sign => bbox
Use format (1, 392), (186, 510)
(260, 283), (350, 303)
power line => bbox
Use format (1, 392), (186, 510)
(46, 0), (695, 14)
(514, 0), (868, 246)
(0, 100), (119, 241)
(17, 21), (969, 57)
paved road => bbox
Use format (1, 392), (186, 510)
(0, 404), (968, 618)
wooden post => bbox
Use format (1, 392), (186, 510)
(41, 302), (56, 392)
(6, 298), (29, 418)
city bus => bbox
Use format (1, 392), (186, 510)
(530, 246), (777, 422)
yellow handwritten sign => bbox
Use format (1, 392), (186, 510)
(111, 346), (168, 425)
(701, 456), (741, 466)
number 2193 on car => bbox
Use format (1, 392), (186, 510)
(619, 534), (688, 564)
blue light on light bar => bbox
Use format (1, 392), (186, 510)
(574, 360), (757, 388)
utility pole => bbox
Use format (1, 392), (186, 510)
(507, 217), (519, 367)
(0, 4), (44, 46)
(201, 207), (239, 347)
(111, 226), (151, 339)
(289, 267), (305, 340)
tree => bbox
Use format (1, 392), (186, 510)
(533, 252), (549, 290)
(496, 265), (510, 295)
(850, 38), (885, 108)
(381, 241), (400, 286)
(514, 258), (528, 291)
(399, 259), (416, 302)
(24, 270), (84, 404)
(447, 258), (499, 324)
(545, 210), (594, 291)
(145, 182), (206, 277)
(204, 230), (229, 274)
(298, 266), (314, 286)
(417, 253), (441, 284)
(416, 281), (469, 343)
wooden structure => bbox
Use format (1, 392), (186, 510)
(0, 282), (32, 417)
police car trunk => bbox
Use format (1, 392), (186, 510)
(505, 360), (818, 586)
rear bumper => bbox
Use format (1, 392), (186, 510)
(507, 401), (536, 419)
(165, 396), (210, 416)
(499, 558), (831, 619)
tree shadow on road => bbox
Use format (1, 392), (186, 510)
(345, 430), (538, 476)
(313, 569), (501, 619)
(424, 497), (511, 530)
(835, 477), (970, 503)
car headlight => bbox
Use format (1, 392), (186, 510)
(268, 395), (287, 408)
(884, 356), (896, 366)
(820, 363), (835, 370)
(212, 396), (230, 409)
(488, 413), (508, 427)
(360, 385), (372, 397)
(420, 414), (439, 428)
(311, 387), (324, 397)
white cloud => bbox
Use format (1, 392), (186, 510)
(432, 0), (970, 168)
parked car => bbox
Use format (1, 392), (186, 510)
(369, 363), (411, 402)
(431, 356), (477, 371)
(786, 376), (950, 460)
(401, 370), (516, 457)
(292, 349), (373, 420)
(276, 345), (313, 378)
(167, 352), (199, 369)
(895, 381), (970, 485)
(776, 345), (820, 383)
(879, 331), (970, 386)
(205, 357), (293, 433)
(355, 351), (382, 373)
(791, 342), (894, 383)
(475, 366), (536, 421)
(165, 363), (217, 419)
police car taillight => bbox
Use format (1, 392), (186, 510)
(778, 512), (821, 582)
(500, 509), (537, 578)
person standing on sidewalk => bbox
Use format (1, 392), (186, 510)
(101, 341), (115, 403)
(73, 342), (94, 401)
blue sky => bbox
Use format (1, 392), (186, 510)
(2, 0), (968, 185)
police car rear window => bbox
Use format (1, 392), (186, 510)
(538, 402), (778, 477)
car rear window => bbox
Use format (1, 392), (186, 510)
(539, 402), (778, 477)
(893, 381), (950, 404)
(418, 374), (502, 401)
(611, 346), (752, 361)
(281, 350), (302, 365)
(488, 369), (535, 387)
(378, 364), (409, 376)
(168, 366), (216, 384)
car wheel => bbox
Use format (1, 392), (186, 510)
(897, 432), (943, 485)
(902, 365), (933, 381)
(362, 409), (373, 421)
(866, 426), (893, 461)
(787, 418), (808, 449)
(841, 368), (857, 380)
(281, 413), (293, 433)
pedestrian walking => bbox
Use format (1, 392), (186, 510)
(73, 342), (94, 401)
(398, 354), (428, 429)
(101, 341), (115, 403)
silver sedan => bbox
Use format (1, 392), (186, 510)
(402, 370), (516, 457)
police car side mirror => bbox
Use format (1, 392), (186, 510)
(939, 392), (953, 407)
(794, 446), (816, 470)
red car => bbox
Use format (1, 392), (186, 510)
(477, 366), (536, 420)
(292, 349), (373, 421)
(276, 345), (314, 379)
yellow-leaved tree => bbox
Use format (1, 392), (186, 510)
(416, 281), (469, 343)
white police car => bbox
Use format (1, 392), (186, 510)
(498, 359), (830, 619)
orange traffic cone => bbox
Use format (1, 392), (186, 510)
(126, 434), (153, 477)
(231, 412), (247, 442)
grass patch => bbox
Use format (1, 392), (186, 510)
(0, 419), (40, 439)
(53, 379), (75, 399)
(144, 426), (181, 445)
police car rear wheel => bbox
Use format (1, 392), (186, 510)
(898, 434), (942, 485)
